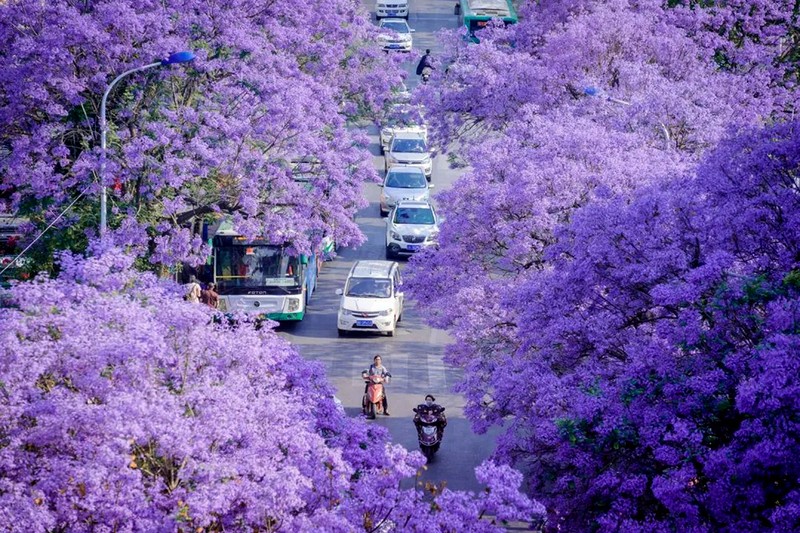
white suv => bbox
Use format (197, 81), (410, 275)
(385, 131), (433, 180)
(385, 200), (439, 259)
(376, 0), (409, 19)
(336, 260), (404, 336)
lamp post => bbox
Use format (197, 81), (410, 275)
(583, 86), (671, 150)
(99, 51), (195, 236)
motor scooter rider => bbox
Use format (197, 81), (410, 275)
(414, 394), (447, 437)
(365, 355), (391, 415)
(416, 49), (434, 78)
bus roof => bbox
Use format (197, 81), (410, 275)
(465, 0), (513, 17)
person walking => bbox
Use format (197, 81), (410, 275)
(184, 275), (201, 303)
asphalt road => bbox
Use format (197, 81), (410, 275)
(277, 0), (503, 494)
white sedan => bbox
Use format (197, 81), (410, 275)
(377, 18), (414, 52)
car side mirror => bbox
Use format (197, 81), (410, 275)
(335, 288), (343, 296)
(410, 29), (416, 32)
(428, 183), (435, 189)
(378, 183), (384, 187)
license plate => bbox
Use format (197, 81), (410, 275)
(388, 11), (398, 15)
(406, 244), (421, 251)
(423, 426), (436, 435)
(356, 319), (373, 327)
(389, 44), (401, 49)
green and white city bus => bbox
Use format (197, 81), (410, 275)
(209, 219), (319, 322)
(458, 0), (519, 42)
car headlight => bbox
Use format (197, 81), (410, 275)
(387, 155), (399, 163)
(427, 231), (439, 242)
(379, 309), (392, 317)
(422, 155), (432, 164)
(340, 307), (353, 317)
(287, 297), (301, 312)
(390, 230), (401, 241)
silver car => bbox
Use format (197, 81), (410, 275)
(380, 166), (433, 216)
(385, 200), (439, 259)
(379, 103), (426, 154)
(385, 132), (432, 180)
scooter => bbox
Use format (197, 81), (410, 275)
(413, 404), (446, 460)
(421, 66), (432, 83)
(361, 371), (390, 419)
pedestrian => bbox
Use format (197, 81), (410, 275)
(200, 282), (219, 309)
(184, 275), (201, 303)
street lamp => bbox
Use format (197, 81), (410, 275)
(99, 51), (196, 236)
(583, 86), (671, 150)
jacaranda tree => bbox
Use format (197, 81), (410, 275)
(498, 119), (800, 531)
(0, 249), (544, 531)
(407, 0), (799, 529)
(0, 0), (404, 271)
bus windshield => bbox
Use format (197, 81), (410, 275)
(214, 240), (301, 293)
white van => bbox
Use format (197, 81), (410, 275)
(376, 0), (409, 20)
(336, 260), (404, 336)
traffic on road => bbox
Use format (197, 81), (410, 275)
(276, 0), (502, 493)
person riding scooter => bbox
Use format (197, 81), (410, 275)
(413, 394), (447, 459)
(416, 49), (434, 82)
(413, 394), (446, 438)
(363, 355), (391, 416)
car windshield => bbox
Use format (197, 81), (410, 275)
(345, 277), (392, 298)
(391, 138), (426, 153)
(386, 171), (427, 188)
(382, 22), (409, 33)
(394, 207), (435, 225)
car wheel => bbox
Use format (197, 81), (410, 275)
(397, 312), (402, 323)
(337, 328), (346, 337)
(380, 208), (388, 217)
(387, 328), (394, 337)
(385, 247), (394, 260)
(379, 144), (385, 155)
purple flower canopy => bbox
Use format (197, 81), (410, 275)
(0, 0), (408, 266)
(407, 0), (800, 529)
(0, 249), (544, 530)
